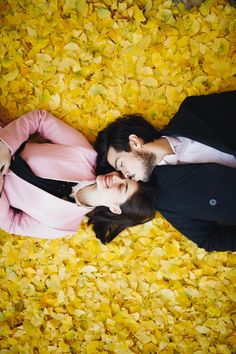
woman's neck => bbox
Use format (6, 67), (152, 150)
(75, 183), (97, 207)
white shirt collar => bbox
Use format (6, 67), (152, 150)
(70, 180), (95, 209)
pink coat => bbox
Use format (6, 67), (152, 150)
(0, 110), (97, 238)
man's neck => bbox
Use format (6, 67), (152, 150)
(147, 137), (174, 165)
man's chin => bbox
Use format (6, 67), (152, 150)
(142, 169), (154, 182)
(139, 174), (149, 182)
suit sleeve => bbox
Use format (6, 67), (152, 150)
(0, 191), (74, 239)
(0, 110), (93, 154)
(161, 210), (236, 252)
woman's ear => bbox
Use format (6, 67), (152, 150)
(109, 205), (122, 214)
(129, 134), (143, 151)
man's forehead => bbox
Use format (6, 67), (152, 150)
(107, 146), (130, 165)
(108, 146), (119, 156)
(108, 146), (129, 158)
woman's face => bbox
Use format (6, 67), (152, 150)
(94, 171), (138, 212)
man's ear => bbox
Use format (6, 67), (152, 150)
(109, 205), (122, 214)
(128, 134), (143, 151)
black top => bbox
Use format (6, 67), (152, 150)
(10, 152), (76, 200)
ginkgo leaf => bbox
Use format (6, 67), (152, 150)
(0, 0), (235, 352)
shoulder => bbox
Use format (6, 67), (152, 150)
(180, 90), (236, 109)
(150, 163), (230, 189)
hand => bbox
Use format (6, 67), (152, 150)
(0, 140), (11, 193)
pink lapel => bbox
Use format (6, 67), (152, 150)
(5, 173), (92, 230)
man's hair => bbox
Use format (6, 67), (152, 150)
(94, 114), (160, 175)
(86, 182), (156, 244)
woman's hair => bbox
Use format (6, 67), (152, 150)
(86, 182), (156, 244)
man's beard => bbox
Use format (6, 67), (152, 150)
(135, 151), (156, 182)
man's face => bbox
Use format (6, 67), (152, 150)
(107, 146), (156, 182)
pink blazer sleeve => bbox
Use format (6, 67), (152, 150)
(0, 110), (94, 154)
(0, 191), (75, 238)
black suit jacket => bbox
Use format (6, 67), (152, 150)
(150, 91), (236, 252)
(162, 90), (236, 153)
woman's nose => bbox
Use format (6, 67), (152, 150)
(112, 175), (122, 183)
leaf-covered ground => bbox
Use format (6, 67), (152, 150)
(0, 0), (236, 353)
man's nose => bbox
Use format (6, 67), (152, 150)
(121, 167), (129, 179)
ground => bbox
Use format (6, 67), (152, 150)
(0, 0), (235, 353)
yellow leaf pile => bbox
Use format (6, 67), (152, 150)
(0, 0), (236, 353)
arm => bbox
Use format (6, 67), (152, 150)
(0, 140), (11, 193)
(161, 210), (236, 252)
(0, 110), (93, 154)
(0, 191), (74, 238)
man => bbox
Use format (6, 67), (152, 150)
(95, 90), (236, 252)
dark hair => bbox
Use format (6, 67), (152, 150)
(94, 114), (160, 175)
(86, 182), (156, 244)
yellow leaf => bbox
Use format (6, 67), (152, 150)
(96, 7), (110, 19)
(49, 93), (60, 110)
(140, 77), (157, 87)
(23, 320), (36, 336)
(196, 325), (210, 334)
(132, 5), (146, 22)
(64, 42), (79, 51)
(76, 0), (88, 16)
(3, 69), (19, 81)
(212, 38), (229, 56)
(88, 84), (107, 95)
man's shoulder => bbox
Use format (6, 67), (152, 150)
(149, 163), (230, 189)
(180, 90), (236, 106)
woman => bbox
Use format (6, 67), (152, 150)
(0, 110), (155, 243)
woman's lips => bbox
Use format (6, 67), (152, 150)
(105, 175), (115, 188)
(104, 175), (110, 188)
